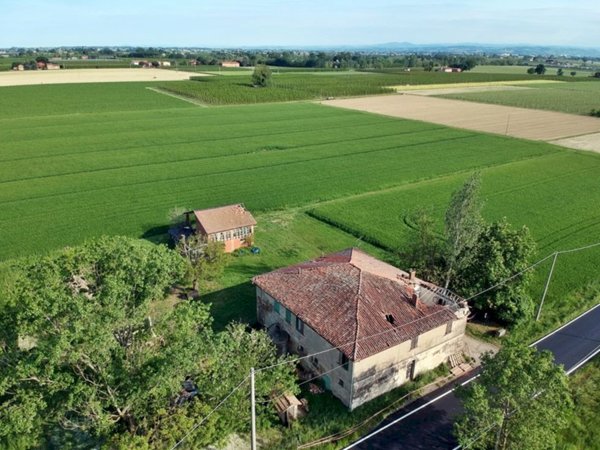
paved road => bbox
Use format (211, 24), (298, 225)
(346, 304), (600, 450)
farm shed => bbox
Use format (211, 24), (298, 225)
(220, 60), (241, 68)
(253, 248), (469, 410)
(189, 204), (256, 253)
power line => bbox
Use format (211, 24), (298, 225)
(257, 240), (600, 375)
(255, 308), (451, 373)
(170, 375), (249, 450)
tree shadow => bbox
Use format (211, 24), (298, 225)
(202, 282), (257, 332)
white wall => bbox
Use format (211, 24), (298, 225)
(256, 287), (354, 406)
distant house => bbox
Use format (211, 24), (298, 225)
(439, 66), (462, 73)
(36, 61), (46, 70)
(253, 248), (469, 410)
(46, 63), (61, 70)
(188, 204), (256, 253)
(12, 64), (24, 71)
(221, 60), (240, 68)
(161, 61), (172, 67)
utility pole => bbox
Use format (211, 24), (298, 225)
(250, 367), (257, 450)
(536, 252), (558, 321)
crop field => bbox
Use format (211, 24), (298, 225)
(157, 73), (396, 104)
(470, 65), (596, 77)
(156, 71), (583, 105)
(324, 94), (600, 141)
(440, 80), (600, 115)
(0, 82), (566, 261)
(309, 149), (600, 327)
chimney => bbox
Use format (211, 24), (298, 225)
(411, 292), (420, 308)
(409, 269), (416, 281)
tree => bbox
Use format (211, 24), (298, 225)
(570, 71), (577, 76)
(454, 219), (536, 324)
(527, 67), (536, 74)
(0, 236), (295, 449)
(534, 63), (546, 75)
(398, 208), (445, 283)
(251, 64), (272, 87)
(443, 172), (484, 288)
(455, 341), (573, 450)
(177, 234), (228, 292)
(557, 68), (564, 76)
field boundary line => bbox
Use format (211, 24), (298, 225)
(146, 87), (209, 107)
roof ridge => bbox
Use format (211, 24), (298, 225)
(352, 267), (364, 360)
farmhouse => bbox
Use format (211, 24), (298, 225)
(439, 66), (462, 73)
(253, 248), (469, 410)
(189, 204), (256, 253)
(221, 60), (241, 68)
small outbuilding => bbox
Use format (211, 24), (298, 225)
(188, 204), (256, 253)
(220, 60), (241, 68)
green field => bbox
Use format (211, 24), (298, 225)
(440, 80), (600, 115)
(0, 82), (564, 260)
(1, 75), (600, 449)
(157, 71), (580, 105)
(309, 149), (600, 332)
(471, 65), (596, 77)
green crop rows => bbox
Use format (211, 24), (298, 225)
(439, 80), (600, 115)
(0, 82), (562, 260)
(310, 149), (600, 314)
(157, 71), (580, 105)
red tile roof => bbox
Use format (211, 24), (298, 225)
(253, 248), (458, 361)
(193, 204), (256, 234)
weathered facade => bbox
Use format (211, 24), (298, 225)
(191, 204), (256, 253)
(253, 248), (469, 409)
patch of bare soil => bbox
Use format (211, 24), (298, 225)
(322, 94), (600, 142)
(551, 132), (600, 154)
(0, 68), (199, 86)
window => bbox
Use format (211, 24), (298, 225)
(338, 379), (345, 388)
(385, 314), (395, 325)
(274, 301), (281, 314)
(339, 352), (349, 370)
(312, 356), (319, 367)
(285, 308), (292, 324)
(295, 316), (304, 334)
(410, 335), (418, 350)
(445, 320), (453, 335)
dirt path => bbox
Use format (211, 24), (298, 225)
(0, 68), (200, 86)
(322, 94), (600, 142)
(398, 85), (530, 96)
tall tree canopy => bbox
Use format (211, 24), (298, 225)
(456, 219), (536, 323)
(0, 236), (295, 449)
(455, 341), (573, 450)
(401, 173), (536, 325)
(444, 172), (484, 288)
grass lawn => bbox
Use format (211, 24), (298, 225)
(203, 210), (387, 331)
(439, 80), (600, 115)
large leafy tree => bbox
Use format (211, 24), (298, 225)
(251, 64), (272, 87)
(456, 219), (536, 324)
(455, 341), (573, 450)
(0, 236), (295, 449)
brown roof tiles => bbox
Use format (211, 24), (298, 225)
(253, 248), (457, 361)
(193, 204), (257, 234)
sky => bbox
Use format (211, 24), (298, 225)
(1, 0), (599, 48)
